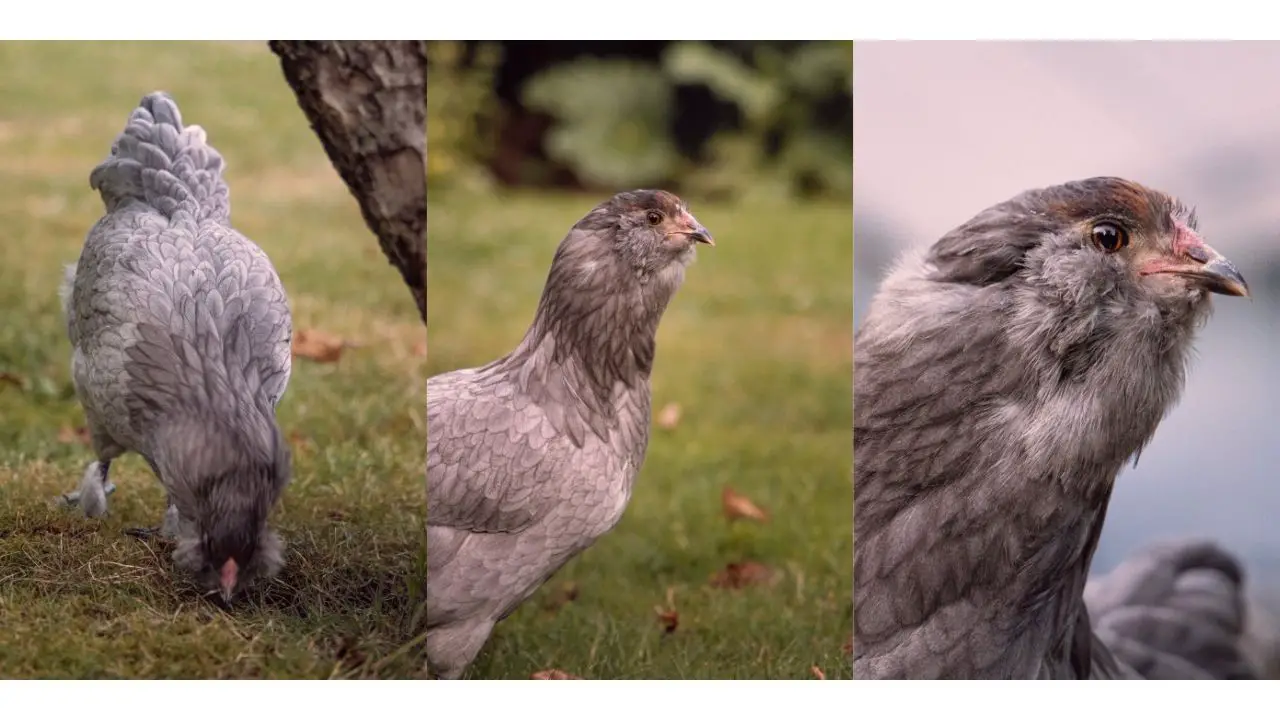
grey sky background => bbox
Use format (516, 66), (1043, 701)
(853, 41), (1280, 582)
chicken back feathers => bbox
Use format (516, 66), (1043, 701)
(65, 91), (292, 597)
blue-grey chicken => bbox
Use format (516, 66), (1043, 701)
(60, 92), (293, 601)
(1083, 539), (1264, 679)
(853, 177), (1264, 679)
(426, 190), (712, 679)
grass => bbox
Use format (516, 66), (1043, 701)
(0, 42), (426, 678)
(427, 187), (853, 679)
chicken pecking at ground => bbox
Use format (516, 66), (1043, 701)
(61, 92), (293, 602)
(426, 189), (713, 679)
(853, 176), (1266, 679)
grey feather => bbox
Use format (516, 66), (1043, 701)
(1085, 540), (1257, 679)
(426, 189), (709, 679)
(65, 91), (293, 599)
(853, 177), (1262, 679)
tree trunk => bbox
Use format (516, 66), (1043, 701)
(268, 40), (427, 325)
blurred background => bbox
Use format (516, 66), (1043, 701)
(854, 42), (1280, 592)
(427, 41), (853, 678)
(427, 41), (851, 200)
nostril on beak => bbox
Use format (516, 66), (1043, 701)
(1185, 245), (1211, 264)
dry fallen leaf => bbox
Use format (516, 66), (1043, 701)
(57, 426), (91, 445)
(811, 666), (826, 680)
(654, 586), (679, 634)
(530, 669), (581, 680)
(722, 486), (769, 523)
(655, 607), (679, 634)
(287, 431), (316, 458)
(292, 328), (347, 363)
(842, 636), (854, 657)
(709, 561), (776, 590)
(544, 581), (580, 612)
(0, 371), (24, 389)
(656, 402), (682, 430)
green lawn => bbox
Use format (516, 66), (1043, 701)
(427, 187), (853, 679)
(0, 42), (426, 678)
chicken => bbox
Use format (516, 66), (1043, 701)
(853, 176), (1257, 679)
(426, 189), (713, 679)
(60, 92), (293, 602)
(1084, 540), (1258, 679)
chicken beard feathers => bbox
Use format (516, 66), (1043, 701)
(173, 521), (285, 596)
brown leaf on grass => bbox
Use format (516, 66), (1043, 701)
(57, 426), (91, 445)
(811, 666), (826, 680)
(709, 561), (776, 590)
(654, 586), (679, 634)
(543, 581), (579, 612)
(722, 486), (769, 523)
(287, 431), (316, 459)
(0, 371), (24, 389)
(292, 328), (347, 363)
(842, 636), (853, 657)
(655, 607), (680, 634)
(656, 402), (682, 430)
(530, 669), (581, 680)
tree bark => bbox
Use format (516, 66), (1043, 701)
(268, 40), (427, 325)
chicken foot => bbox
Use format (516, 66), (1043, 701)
(124, 504), (181, 540)
(60, 460), (116, 517)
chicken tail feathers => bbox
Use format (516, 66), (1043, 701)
(1086, 539), (1261, 679)
(89, 91), (229, 225)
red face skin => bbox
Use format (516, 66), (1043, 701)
(662, 208), (714, 248)
(1136, 217), (1249, 298)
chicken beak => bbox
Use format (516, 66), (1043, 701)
(689, 226), (714, 246)
(676, 211), (714, 246)
(219, 558), (239, 602)
(1143, 242), (1249, 298)
(1180, 244), (1249, 297)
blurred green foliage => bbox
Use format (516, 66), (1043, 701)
(425, 41), (501, 190)
(426, 41), (852, 202)
(663, 41), (853, 201)
(524, 59), (679, 190)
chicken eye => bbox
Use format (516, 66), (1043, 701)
(646, 210), (663, 226)
(1091, 222), (1129, 253)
